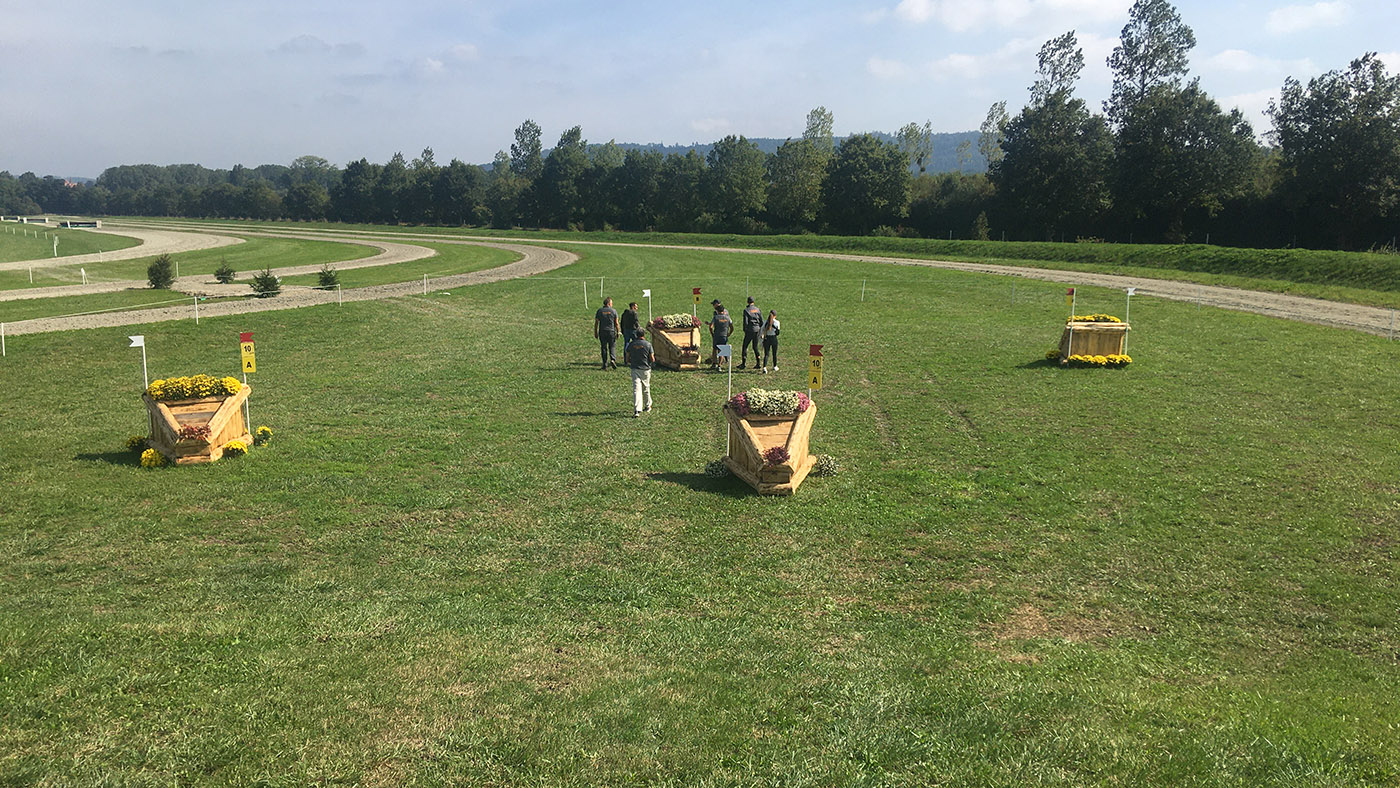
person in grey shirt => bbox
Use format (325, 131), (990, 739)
(739, 296), (763, 370)
(594, 297), (619, 370)
(625, 331), (655, 417)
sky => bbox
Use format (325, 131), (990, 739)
(3, 0), (1397, 178)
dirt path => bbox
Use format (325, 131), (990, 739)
(13, 219), (1400, 338)
(114, 220), (1400, 337)
(0, 227), (244, 271)
(0, 234), (438, 302)
(2, 242), (577, 336)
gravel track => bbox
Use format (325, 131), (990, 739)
(2, 242), (577, 336)
(11, 219), (1398, 339)
(0, 227), (244, 271)
(115, 221), (1400, 337)
(0, 234), (438, 302)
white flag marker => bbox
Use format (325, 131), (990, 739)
(129, 336), (148, 388)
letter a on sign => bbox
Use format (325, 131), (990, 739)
(239, 331), (256, 374)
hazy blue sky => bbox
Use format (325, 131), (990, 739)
(3, 0), (1396, 177)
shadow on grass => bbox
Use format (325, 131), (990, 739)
(646, 471), (750, 498)
(551, 410), (630, 418)
(1016, 357), (1060, 369)
(75, 451), (139, 466)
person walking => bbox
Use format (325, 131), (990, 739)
(620, 301), (641, 343)
(739, 296), (763, 370)
(761, 309), (781, 374)
(594, 297), (620, 370)
(625, 329), (655, 417)
(705, 299), (733, 370)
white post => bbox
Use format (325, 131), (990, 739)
(1124, 290), (1133, 355)
(141, 346), (148, 389)
(81, 268), (87, 285)
(600, 276), (604, 296)
(422, 273), (428, 296)
(194, 296), (199, 324)
(1, 323), (5, 357)
(52, 236), (57, 257)
(175, 261), (179, 280)
(243, 371), (250, 432)
(337, 283), (342, 306)
(726, 355), (733, 455)
(28, 267), (32, 284)
(861, 279), (866, 302)
(583, 280), (588, 310)
(646, 292), (652, 323)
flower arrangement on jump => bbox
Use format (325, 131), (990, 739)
(727, 388), (812, 417)
(650, 313), (700, 330)
(1068, 314), (1123, 323)
(762, 446), (791, 466)
(146, 374), (243, 401)
(1065, 353), (1132, 367)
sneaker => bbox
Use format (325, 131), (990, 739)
(610, 361), (617, 369)
(644, 406), (652, 413)
(772, 366), (778, 372)
(634, 411), (641, 418)
(737, 363), (746, 370)
(760, 367), (767, 374)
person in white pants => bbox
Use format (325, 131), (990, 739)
(624, 332), (655, 417)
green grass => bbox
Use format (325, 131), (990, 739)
(279, 242), (518, 288)
(0, 235), (376, 291)
(0, 225), (141, 262)
(2, 245), (1398, 785)
(0, 289), (210, 323)
(121, 217), (1400, 310)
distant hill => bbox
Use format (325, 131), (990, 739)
(533, 131), (988, 175)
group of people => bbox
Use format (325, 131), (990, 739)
(704, 297), (780, 373)
(592, 295), (782, 418)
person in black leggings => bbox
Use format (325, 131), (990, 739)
(761, 310), (780, 373)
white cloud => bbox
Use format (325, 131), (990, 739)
(925, 38), (1038, 81)
(1379, 52), (1400, 73)
(891, 0), (1125, 31)
(867, 56), (911, 80)
(1208, 49), (1277, 73)
(449, 44), (480, 62)
(1221, 88), (1279, 134)
(1265, 1), (1350, 35)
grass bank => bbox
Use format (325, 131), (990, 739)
(123, 217), (1400, 308)
(0, 225), (141, 263)
(1, 245), (1397, 784)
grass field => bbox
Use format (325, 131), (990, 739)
(2, 244), (1398, 785)
(0, 289), (215, 323)
(279, 242), (518, 288)
(125, 217), (1400, 309)
(0, 235), (375, 291)
(0, 225), (141, 263)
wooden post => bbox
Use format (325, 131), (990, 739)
(337, 283), (342, 306)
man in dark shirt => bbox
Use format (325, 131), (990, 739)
(706, 299), (733, 370)
(739, 296), (763, 370)
(594, 297), (619, 370)
(625, 330), (655, 417)
(621, 301), (641, 343)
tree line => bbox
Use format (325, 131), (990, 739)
(1, 0), (1396, 251)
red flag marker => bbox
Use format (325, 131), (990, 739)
(809, 344), (823, 356)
